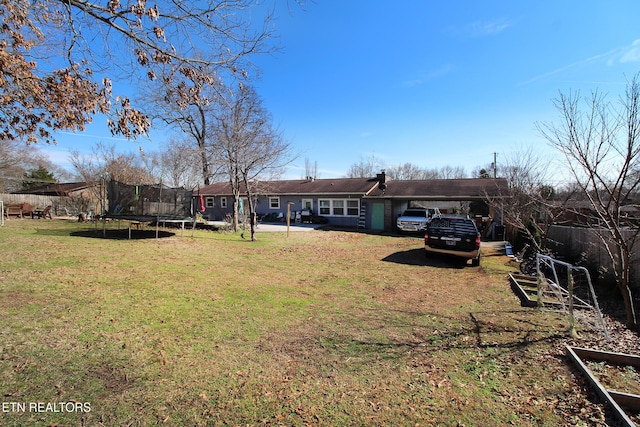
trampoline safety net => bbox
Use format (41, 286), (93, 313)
(107, 181), (193, 219)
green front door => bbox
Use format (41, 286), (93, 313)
(371, 202), (384, 230)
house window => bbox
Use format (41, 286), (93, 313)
(269, 197), (280, 209)
(347, 200), (359, 216)
(319, 199), (330, 215)
(221, 197), (227, 208)
(205, 197), (214, 208)
(333, 200), (344, 216)
(302, 199), (313, 211)
(318, 199), (359, 216)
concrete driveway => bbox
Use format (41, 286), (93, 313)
(207, 221), (321, 232)
(255, 222), (321, 232)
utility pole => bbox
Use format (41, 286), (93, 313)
(492, 152), (498, 178)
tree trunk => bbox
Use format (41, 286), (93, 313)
(619, 263), (637, 329)
(242, 176), (257, 241)
(228, 171), (240, 232)
(248, 205), (257, 241)
(199, 139), (210, 185)
(232, 197), (239, 232)
(622, 285), (636, 330)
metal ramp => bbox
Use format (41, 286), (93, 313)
(509, 273), (599, 310)
(509, 273), (558, 308)
(509, 254), (609, 340)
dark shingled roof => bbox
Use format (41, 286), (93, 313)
(366, 178), (509, 200)
(200, 178), (377, 196)
(199, 177), (510, 201)
(17, 182), (94, 196)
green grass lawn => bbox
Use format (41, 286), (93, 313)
(0, 219), (612, 426)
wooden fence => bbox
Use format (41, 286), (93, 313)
(548, 225), (640, 289)
(0, 193), (86, 217)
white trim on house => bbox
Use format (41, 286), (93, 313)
(269, 196), (280, 209)
(318, 199), (359, 217)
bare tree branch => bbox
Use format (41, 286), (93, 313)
(0, 0), (280, 144)
(538, 74), (640, 328)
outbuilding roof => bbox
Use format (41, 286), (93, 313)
(17, 182), (94, 196)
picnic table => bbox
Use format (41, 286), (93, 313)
(31, 206), (53, 219)
(4, 203), (33, 218)
(3, 203), (52, 219)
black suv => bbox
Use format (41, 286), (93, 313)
(424, 215), (481, 266)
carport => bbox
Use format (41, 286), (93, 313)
(363, 177), (509, 236)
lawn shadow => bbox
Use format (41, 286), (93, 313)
(282, 308), (569, 366)
(382, 248), (468, 269)
(35, 228), (78, 237)
(70, 229), (175, 240)
(387, 309), (564, 354)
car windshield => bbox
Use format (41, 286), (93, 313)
(429, 218), (477, 233)
(403, 210), (427, 217)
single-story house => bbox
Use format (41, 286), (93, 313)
(196, 173), (509, 232)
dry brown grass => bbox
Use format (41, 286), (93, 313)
(0, 219), (630, 426)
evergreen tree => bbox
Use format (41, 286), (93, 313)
(22, 165), (55, 190)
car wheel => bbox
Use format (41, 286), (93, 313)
(471, 254), (481, 267)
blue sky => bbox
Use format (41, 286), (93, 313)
(45, 1), (640, 181)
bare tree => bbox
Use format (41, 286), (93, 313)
(142, 65), (224, 184)
(386, 162), (432, 180)
(304, 158), (318, 179)
(70, 142), (154, 185)
(346, 155), (384, 178)
(69, 142), (153, 217)
(155, 138), (202, 189)
(485, 147), (563, 249)
(213, 83), (291, 239)
(0, 0), (279, 144)
(437, 165), (467, 179)
(385, 163), (467, 180)
(538, 75), (640, 328)
(0, 140), (65, 192)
